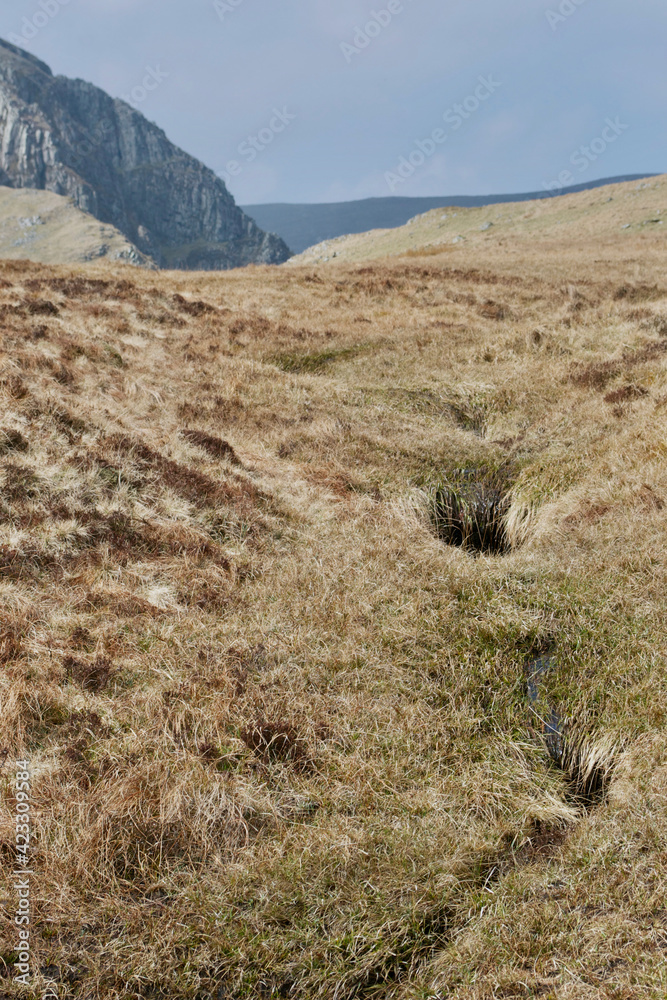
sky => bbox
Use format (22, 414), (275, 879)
(0, 0), (665, 205)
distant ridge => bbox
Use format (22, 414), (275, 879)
(243, 174), (659, 254)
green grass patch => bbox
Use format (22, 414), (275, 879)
(270, 344), (367, 373)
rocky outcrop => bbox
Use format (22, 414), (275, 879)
(0, 39), (291, 269)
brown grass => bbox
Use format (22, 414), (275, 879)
(181, 429), (242, 465)
(0, 175), (667, 998)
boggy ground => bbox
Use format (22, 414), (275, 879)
(0, 184), (667, 998)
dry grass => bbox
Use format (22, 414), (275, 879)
(290, 174), (667, 268)
(0, 185), (152, 267)
(0, 176), (667, 998)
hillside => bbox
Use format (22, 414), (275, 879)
(0, 175), (667, 998)
(0, 186), (154, 267)
(243, 174), (657, 253)
(0, 39), (290, 269)
(290, 173), (666, 264)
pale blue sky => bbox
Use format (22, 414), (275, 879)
(1, 0), (664, 204)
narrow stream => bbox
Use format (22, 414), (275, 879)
(526, 655), (564, 764)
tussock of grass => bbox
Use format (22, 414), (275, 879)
(526, 656), (620, 807)
(428, 467), (513, 554)
(555, 730), (620, 807)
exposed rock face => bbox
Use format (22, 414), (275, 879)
(0, 39), (291, 269)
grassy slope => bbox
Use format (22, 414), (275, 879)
(0, 186), (153, 267)
(290, 174), (666, 265)
(0, 175), (666, 998)
(242, 174), (657, 254)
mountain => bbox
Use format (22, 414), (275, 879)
(0, 38), (291, 269)
(243, 174), (659, 254)
(0, 185), (155, 266)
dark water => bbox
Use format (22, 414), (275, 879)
(526, 656), (564, 764)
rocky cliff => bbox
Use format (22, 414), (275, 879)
(0, 39), (291, 269)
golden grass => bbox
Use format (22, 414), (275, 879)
(0, 186), (152, 267)
(0, 176), (666, 998)
(290, 174), (667, 268)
